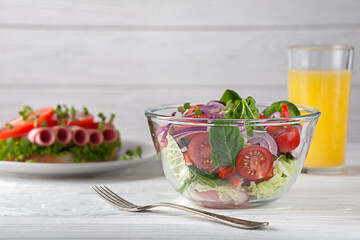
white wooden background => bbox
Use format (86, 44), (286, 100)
(0, 0), (359, 143)
(0, 2), (360, 239)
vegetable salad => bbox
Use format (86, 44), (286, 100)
(157, 89), (303, 207)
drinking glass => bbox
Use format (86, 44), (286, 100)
(288, 45), (354, 174)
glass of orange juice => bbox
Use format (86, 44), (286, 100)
(288, 45), (354, 174)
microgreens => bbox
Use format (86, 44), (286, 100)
(98, 123), (104, 133)
(19, 106), (33, 121)
(41, 121), (48, 127)
(183, 102), (191, 109)
(98, 113), (106, 122)
(109, 114), (115, 123)
(195, 107), (202, 115)
(121, 145), (142, 160)
(83, 107), (89, 115)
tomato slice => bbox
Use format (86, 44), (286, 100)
(68, 112), (95, 128)
(266, 125), (300, 152)
(236, 145), (274, 181)
(51, 112), (96, 128)
(0, 107), (55, 140)
(281, 104), (290, 118)
(187, 132), (215, 172)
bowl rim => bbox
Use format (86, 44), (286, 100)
(145, 103), (321, 126)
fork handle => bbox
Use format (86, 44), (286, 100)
(148, 202), (268, 229)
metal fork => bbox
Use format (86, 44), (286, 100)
(91, 184), (269, 229)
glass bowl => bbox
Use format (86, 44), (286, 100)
(145, 104), (320, 208)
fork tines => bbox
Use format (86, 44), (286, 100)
(91, 184), (138, 209)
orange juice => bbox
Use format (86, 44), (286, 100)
(288, 70), (352, 168)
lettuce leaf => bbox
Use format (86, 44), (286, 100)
(0, 137), (121, 162)
(187, 178), (248, 205)
(247, 155), (297, 200)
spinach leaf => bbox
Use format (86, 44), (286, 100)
(220, 89), (242, 104)
(209, 121), (244, 169)
(262, 100), (300, 117)
(245, 121), (254, 137)
(242, 96), (260, 119)
(188, 166), (228, 187)
(225, 100), (243, 119)
(225, 97), (260, 120)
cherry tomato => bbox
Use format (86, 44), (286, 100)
(217, 166), (234, 179)
(266, 125), (300, 152)
(187, 133), (215, 172)
(0, 107), (54, 140)
(236, 145), (274, 181)
(281, 104), (291, 118)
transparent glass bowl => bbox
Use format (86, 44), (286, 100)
(145, 104), (320, 208)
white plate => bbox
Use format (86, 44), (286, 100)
(0, 139), (156, 177)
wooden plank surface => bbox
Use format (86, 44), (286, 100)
(0, 29), (359, 86)
(0, 143), (359, 239)
(0, 0), (359, 27)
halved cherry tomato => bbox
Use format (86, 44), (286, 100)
(187, 132), (215, 172)
(266, 125), (300, 152)
(236, 145), (274, 181)
(217, 166), (234, 179)
(281, 104), (290, 118)
(0, 107), (55, 140)
(227, 174), (244, 188)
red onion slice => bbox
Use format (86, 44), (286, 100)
(268, 111), (281, 118)
(199, 105), (221, 114)
(70, 126), (90, 146)
(52, 126), (72, 145)
(171, 126), (209, 141)
(248, 131), (279, 156)
(206, 100), (226, 109)
(159, 123), (172, 145)
(88, 129), (104, 146)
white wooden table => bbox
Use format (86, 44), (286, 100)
(0, 141), (359, 239)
